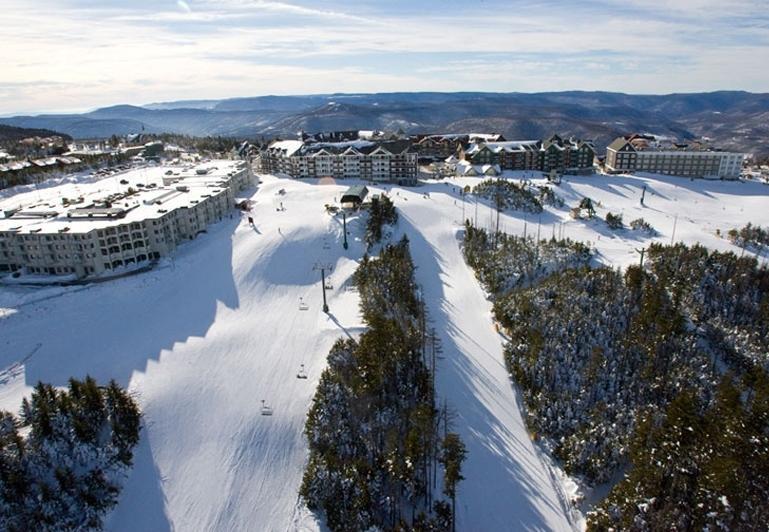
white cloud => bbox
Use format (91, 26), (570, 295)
(208, 0), (376, 23)
(0, 0), (766, 114)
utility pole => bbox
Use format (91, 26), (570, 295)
(461, 188), (465, 224)
(342, 212), (348, 249)
(635, 247), (645, 268)
(640, 184), (647, 206)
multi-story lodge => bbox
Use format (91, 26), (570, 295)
(259, 137), (417, 185)
(456, 134), (596, 174)
(412, 133), (506, 160)
(0, 161), (252, 279)
(605, 134), (744, 179)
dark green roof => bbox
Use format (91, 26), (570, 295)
(341, 185), (369, 203)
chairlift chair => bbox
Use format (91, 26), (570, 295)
(260, 400), (273, 416)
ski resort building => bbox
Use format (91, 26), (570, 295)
(605, 134), (744, 179)
(340, 185), (369, 208)
(0, 161), (252, 279)
(455, 134), (596, 174)
(258, 138), (418, 185)
(412, 133), (506, 160)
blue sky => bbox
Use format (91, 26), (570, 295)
(2, 0), (768, 114)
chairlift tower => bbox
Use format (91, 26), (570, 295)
(636, 246), (646, 268)
(343, 212), (349, 249)
(313, 261), (334, 313)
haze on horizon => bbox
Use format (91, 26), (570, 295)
(2, 0), (768, 116)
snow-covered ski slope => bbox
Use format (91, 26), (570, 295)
(452, 171), (769, 269)
(1, 176), (369, 531)
(392, 191), (577, 531)
(1, 171), (767, 531)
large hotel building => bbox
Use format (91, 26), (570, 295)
(0, 161), (251, 279)
(258, 136), (417, 185)
(454, 134), (596, 175)
(605, 134), (744, 179)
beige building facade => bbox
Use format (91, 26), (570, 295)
(606, 135), (744, 179)
(0, 161), (251, 279)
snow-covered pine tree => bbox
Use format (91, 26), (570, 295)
(0, 376), (140, 531)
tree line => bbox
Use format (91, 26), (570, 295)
(365, 194), (398, 248)
(462, 224), (769, 530)
(0, 376), (141, 531)
(301, 236), (467, 531)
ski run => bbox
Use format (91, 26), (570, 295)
(2, 168), (768, 531)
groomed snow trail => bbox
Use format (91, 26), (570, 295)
(0, 175), (368, 531)
(6, 171), (760, 530)
(390, 186), (575, 531)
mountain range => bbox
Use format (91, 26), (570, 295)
(0, 124), (72, 142)
(2, 91), (768, 155)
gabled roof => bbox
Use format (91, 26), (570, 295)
(340, 185), (368, 204)
(369, 145), (393, 156)
(268, 139), (413, 157)
(342, 146), (362, 156)
(607, 137), (633, 152)
(267, 140), (304, 157)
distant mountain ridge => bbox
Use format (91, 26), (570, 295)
(2, 91), (768, 155)
(0, 124), (71, 142)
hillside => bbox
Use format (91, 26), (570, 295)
(0, 172), (576, 531)
(2, 167), (768, 529)
(0, 124), (71, 142)
(1, 91), (768, 155)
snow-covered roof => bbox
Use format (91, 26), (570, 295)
(466, 141), (540, 155)
(455, 160), (477, 175)
(481, 164), (501, 175)
(267, 140), (304, 157)
(31, 157), (59, 167)
(0, 160), (247, 235)
(267, 139), (412, 157)
(468, 133), (505, 141)
(311, 140), (374, 151)
(358, 130), (381, 140)
(421, 133), (504, 142)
